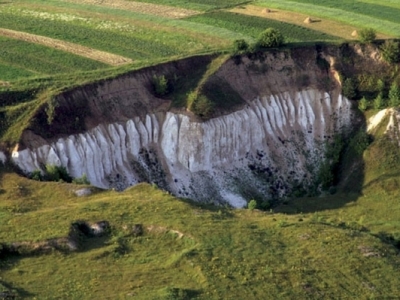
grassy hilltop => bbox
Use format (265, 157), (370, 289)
(1, 0), (400, 299)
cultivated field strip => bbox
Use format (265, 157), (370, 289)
(0, 11), (205, 60)
(0, 28), (132, 66)
(257, 0), (400, 37)
(62, 0), (200, 19)
(186, 11), (340, 43)
(121, 0), (247, 11)
(0, 36), (108, 80)
(229, 5), (389, 40)
(286, 0), (400, 24)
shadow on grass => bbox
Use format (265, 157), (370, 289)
(178, 197), (235, 219)
(0, 280), (35, 299)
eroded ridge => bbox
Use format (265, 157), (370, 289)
(12, 90), (352, 207)
(0, 28), (132, 66)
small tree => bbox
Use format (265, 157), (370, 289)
(192, 95), (214, 118)
(373, 92), (385, 109)
(152, 75), (168, 96)
(389, 82), (400, 107)
(376, 78), (385, 93)
(359, 28), (376, 43)
(248, 199), (258, 210)
(358, 96), (369, 111)
(258, 28), (284, 48)
(380, 40), (400, 64)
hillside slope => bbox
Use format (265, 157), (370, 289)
(9, 46), (358, 206)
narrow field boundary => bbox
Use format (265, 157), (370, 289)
(0, 28), (132, 66)
(63, 0), (200, 19)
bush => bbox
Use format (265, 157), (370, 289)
(248, 199), (257, 210)
(72, 173), (90, 185)
(30, 170), (43, 181)
(389, 82), (400, 107)
(349, 130), (371, 155)
(152, 75), (168, 96)
(358, 96), (369, 111)
(359, 28), (376, 43)
(257, 28), (284, 48)
(318, 134), (344, 190)
(380, 40), (400, 63)
(45, 164), (72, 182)
(233, 39), (249, 53)
(342, 78), (357, 99)
(191, 95), (214, 118)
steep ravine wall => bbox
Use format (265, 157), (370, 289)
(11, 49), (359, 207)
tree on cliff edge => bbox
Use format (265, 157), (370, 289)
(257, 28), (284, 48)
(359, 28), (376, 43)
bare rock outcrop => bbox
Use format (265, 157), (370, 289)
(11, 50), (358, 206)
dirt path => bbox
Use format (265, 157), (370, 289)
(63, 0), (200, 19)
(0, 28), (132, 66)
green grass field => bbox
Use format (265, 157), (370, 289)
(0, 36), (107, 80)
(186, 11), (340, 44)
(129, 0), (250, 11)
(1, 0), (400, 299)
(256, 0), (400, 37)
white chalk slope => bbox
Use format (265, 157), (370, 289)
(12, 89), (352, 207)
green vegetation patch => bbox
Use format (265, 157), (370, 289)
(283, 0), (400, 24)
(0, 62), (34, 81)
(16, 0), (247, 44)
(0, 36), (107, 79)
(186, 11), (340, 43)
(256, 0), (400, 37)
(0, 174), (399, 299)
(0, 11), (191, 60)
(127, 0), (249, 11)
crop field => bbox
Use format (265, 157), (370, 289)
(256, 0), (400, 37)
(64, 0), (200, 18)
(129, 0), (250, 11)
(0, 11), (188, 59)
(229, 5), (389, 41)
(1, 0), (398, 82)
(185, 11), (340, 44)
(0, 36), (108, 80)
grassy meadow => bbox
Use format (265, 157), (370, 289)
(1, 0), (400, 299)
(1, 161), (400, 299)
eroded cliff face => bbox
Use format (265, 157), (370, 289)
(11, 49), (358, 207)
